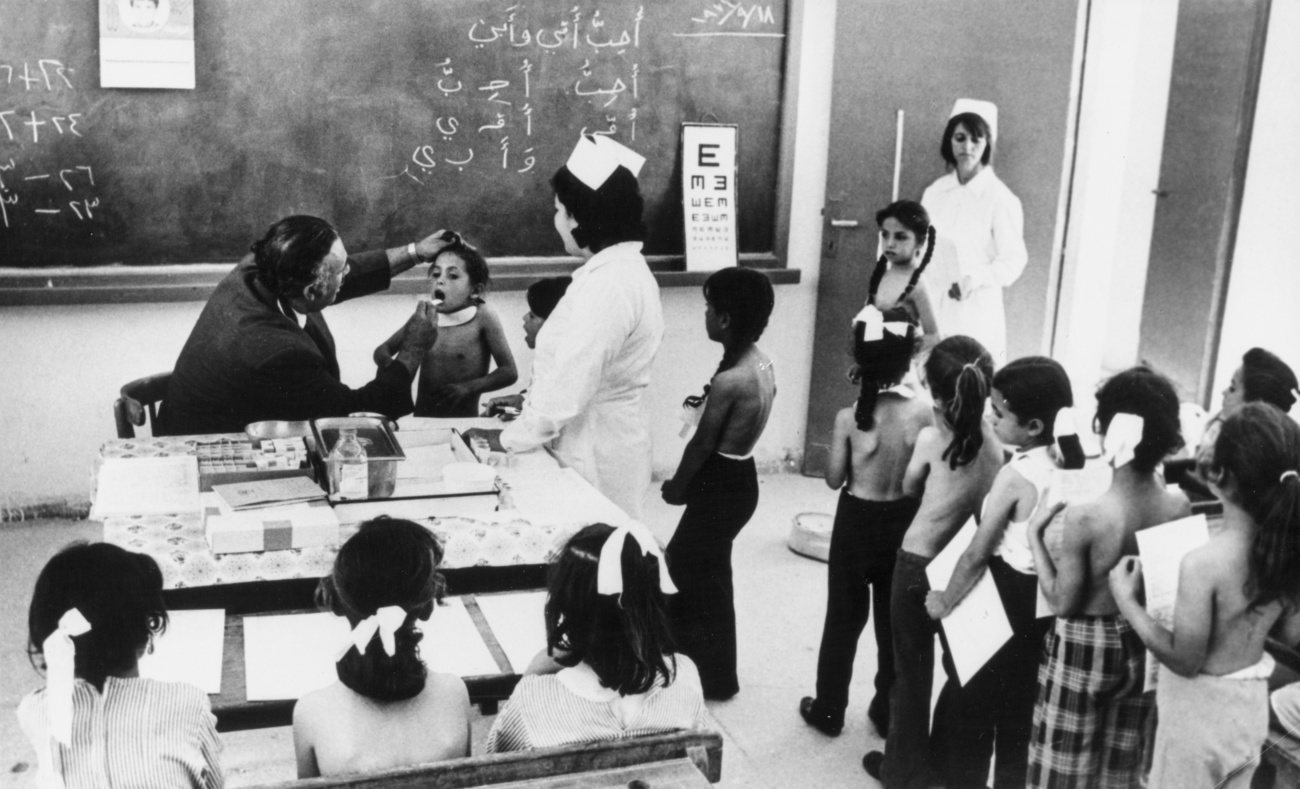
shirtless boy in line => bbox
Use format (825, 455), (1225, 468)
(661, 267), (777, 700)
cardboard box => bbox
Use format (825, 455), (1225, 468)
(205, 499), (340, 554)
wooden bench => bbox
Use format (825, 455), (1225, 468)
(243, 729), (723, 789)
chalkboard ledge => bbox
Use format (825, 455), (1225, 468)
(0, 255), (799, 306)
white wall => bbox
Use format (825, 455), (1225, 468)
(0, 2), (833, 511)
(1052, 0), (1178, 397)
(1211, 0), (1300, 413)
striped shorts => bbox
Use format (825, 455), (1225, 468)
(1027, 614), (1152, 789)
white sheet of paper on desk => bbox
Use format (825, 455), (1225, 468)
(475, 592), (548, 674)
(92, 456), (201, 518)
(243, 613), (349, 701)
(925, 519), (1013, 685)
(138, 609), (224, 693)
(420, 598), (501, 677)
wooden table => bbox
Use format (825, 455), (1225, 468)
(212, 594), (529, 732)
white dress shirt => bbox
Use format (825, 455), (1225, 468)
(500, 241), (664, 519)
(921, 167), (1028, 364)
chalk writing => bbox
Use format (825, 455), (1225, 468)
(0, 60), (74, 91)
(0, 157), (102, 229)
(0, 110), (84, 143)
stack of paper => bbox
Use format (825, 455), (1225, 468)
(212, 477), (326, 511)
(91, 456), (202, 518)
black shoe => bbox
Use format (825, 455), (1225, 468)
(867, 695), (889, 738)
(798, 696), (843, 736)
(862, 751), (884, 779)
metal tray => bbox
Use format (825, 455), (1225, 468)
(312, 416), (405, 461)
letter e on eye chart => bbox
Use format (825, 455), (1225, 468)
(100, 0), (195, 89)
(681, 123), (739, 272)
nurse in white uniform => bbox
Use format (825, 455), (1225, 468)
(921, 100), (1028, 366)
(497, 135), (665, 519)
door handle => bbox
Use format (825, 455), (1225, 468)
(830, 219), (861, 228)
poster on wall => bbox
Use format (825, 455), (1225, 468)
(100, 0), (196, 89)
(681, 123), (739, 272)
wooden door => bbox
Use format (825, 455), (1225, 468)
(802, 0), (1082, 475)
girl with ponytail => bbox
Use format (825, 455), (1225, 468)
(1110, 402), (1300, 788)
(923, 356), (1082, 788)
(864, 335), (1003, 786)
(800, 311), (932, 739)
(294, 518), (470, 777)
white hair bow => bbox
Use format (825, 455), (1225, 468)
(596, 522), (678, 601)
(44, 608), (91, 746)
(1052, 407), (1079, 439)
(851, 304), (911, 342)
(1103, 413), (1145, 469)
(335, 605), (408, 661)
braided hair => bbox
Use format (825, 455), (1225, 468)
(868, 201), (937, 316)
(924, 336), (995, 469)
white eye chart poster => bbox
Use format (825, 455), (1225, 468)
(100, 0), (195, 89)
(681, 123), (738, 271)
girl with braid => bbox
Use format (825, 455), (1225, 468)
(864, 335), (1003, 788)
(800, 307), (932, 739)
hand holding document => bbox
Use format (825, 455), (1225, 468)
(926, 519), (1013, 685)
(1133, 514), (1209, 689)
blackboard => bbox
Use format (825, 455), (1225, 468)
(0, 0), (787, 267)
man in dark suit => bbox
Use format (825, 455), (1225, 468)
(157, 215), (451, 435)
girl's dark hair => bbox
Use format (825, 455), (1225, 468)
(429, 240), (491, 296)
(704, 267), (775, 344)
(316, 517), (446, 702)
(1241, 347), (1298, 413)
(1093, 366), (1185, 473)
(993, 356), (1085, 469)
(940, 112), (994, 167)
(28, 542), (168, 690)
(1210, 403), (1300, 607)
(924, 335), (994, 469)
(545, 523), (676, 696)
(526, 276), (573, 320)
(852, 319), (918, 431)
(551, 162), (647, 253)
(868, 201), (937, 315)
(251, 214), (340, 297)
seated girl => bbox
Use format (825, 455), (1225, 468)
(486, 522), (710, 752)
(19, 542), (223, 788)
(294, 517), (470, 777)
(375, 240), (517, 417)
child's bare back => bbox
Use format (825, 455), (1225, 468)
(901, 421), (1003, 558)
(833, 394), (932, 501)
(294, 671), (470, 777)
(1180, 528), (1283, 675)
(1067, 481), (1190, 616)
(711, 346), (776, 457)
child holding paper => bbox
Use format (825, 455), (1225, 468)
(294, 518), (470, 777)
(800, 306), (931, 738)
(924, 356), (1085, 788)
(19, 542), (224, 789)
(863, 335), (1003, 788)
(1025, 366), (1191, 789)
(662, 266), (776, 700)
(485, 276), (572, 419)
(486, 523), (709, 751)
(1109, 402), (1300, 788)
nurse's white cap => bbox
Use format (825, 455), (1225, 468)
(950, 99), (998, 141)
(565, 134), (646, 190)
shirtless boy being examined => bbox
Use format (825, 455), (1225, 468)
(1025, 366), (1190, 789)
(662, 267), (777, 700)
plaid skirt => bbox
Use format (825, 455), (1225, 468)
(1027, 615), (1152, 789)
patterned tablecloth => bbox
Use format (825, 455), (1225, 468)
(95, 434), (595, 590)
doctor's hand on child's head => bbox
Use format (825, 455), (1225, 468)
(414, 229), (461, 261)
(1108, 556), (1144, 602)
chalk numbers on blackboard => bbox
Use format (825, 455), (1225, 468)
(394, 5), (644, 183)
(1, 59), (103, 230)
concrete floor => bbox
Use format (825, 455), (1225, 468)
(1, 473), (894, 788)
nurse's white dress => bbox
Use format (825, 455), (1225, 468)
(500, 241), (664, 520)
(921, 167), (1028, 365)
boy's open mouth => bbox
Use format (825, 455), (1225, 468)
(434, 289), (446, 300)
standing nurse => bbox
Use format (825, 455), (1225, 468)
(498, 135), (664, 519)
(922, 100), (1027, 365)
